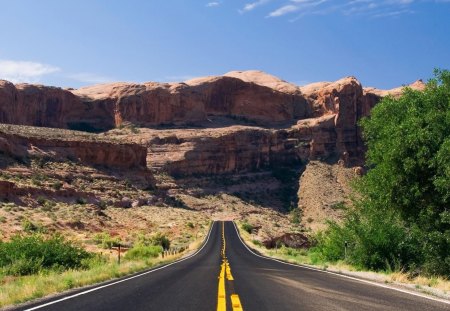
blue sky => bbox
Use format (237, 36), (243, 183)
(0, 0), (449, 89)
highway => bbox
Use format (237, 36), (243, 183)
(15, 221), (449, 311)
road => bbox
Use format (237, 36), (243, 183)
(15, 221), (449, 311)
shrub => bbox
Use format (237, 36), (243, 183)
(37, 196), (47, 206)
(124, 245), (162, 260)
(0, 234), (92, 276)
(290, 208), (302, 224)
(76, 197), (87, 205)
(151, 233), (170, 250)
(93, 232), (121, 249)
(52, 181), (63, 190)
(241, 222), (254, 234)
(21, 219), (46, 233)
(252, 239), (262, 246)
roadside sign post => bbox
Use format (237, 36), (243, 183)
(344, 241), (348, 260)
(118, 244), (121, 265)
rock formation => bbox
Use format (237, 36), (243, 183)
(0, 71), (425, 175)
(0, 124), (147, 170)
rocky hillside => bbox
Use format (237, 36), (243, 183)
(0, 71), (425, 241)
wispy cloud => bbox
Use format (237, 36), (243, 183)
(239, 0), (271, 13)
(254, 0), (449, 20)
(0, 58), (114, 86)
(0, 59), (60, 83)
(206, 1), (221, 7)
(371, 9), (413, 18)
(67, 72), (115, 84)
(268, 0), (327, 17)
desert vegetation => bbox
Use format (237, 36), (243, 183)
(0, 222), (209, 308)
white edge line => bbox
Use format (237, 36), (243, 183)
(232, 222), (450, 306)
(24, 222), (216, 311)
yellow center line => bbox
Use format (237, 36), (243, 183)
(217, 221), (244, 311)
(231, 294), (244, 311)
(217, 262), (226, 311)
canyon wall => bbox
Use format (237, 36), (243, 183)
(0, 124), (147, 170)
(0, 71), (425, 175)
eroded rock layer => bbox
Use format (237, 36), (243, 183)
(0, 124), (147, 170)
(0, 71), (425, 175)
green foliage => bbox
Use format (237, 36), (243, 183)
(241, 222), (254, 234)
(124, 245), (162, 260)
(0, 234), (92, 276)
(290, 208), (302, 224)
(76, 197), (87, 205)
(315, 69), (450, 276)
(36, 196), (47, 206)
(252, 239), (262, 246)
(93, 233), (121, 249)
(150, 233), (170, 250)
(52, 181), (63, 190)
(21, 219), (46, 233)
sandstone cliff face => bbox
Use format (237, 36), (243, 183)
(146, 127), (299, 176)
(0, 72), (311, 132)
(73, 82), (206, 128)
(72, 76), (309, 128)
(0, 81), (116, 132)
(0, 124), (147, 170)
(0, 71), (426, 175)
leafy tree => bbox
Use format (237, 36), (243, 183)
(316, 69), (450, 275)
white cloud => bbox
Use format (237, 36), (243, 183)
(268, 0), (328, 17)
(67, 72), (115, 84)
(372, 9), (413, 18)
(240, 0), (271, 13)
(0, 59), (60, 83)
(268, 4), (299, 16)
(206, 1), (220, 7)
(255, 0), (449, 20)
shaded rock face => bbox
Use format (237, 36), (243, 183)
(0, 127), (147, 170)
(0, 81), (115, 132)
(148, 128), (299, 176)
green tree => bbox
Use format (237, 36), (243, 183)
(316, 69), (450, 275)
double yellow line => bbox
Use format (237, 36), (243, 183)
(217, 222), (243, 311)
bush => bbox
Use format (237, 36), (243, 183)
(52, 181), (63, 190)
(37, 196), (47, 206)
(290, 208), (302, 224)
(124, 245), (162, 260)
(241, 222), (254, 234)
(0, 234), (92, 276)
(252, 239), (262, 246)
(22, 219), (46, 233)
(76, 197), (87, 205)
(93, 233), (121, 249)
(151, 233), (170, 250)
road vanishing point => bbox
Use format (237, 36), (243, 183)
(15, 221), (450, 311)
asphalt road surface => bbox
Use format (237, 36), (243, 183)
(14, 221), (449, 311)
